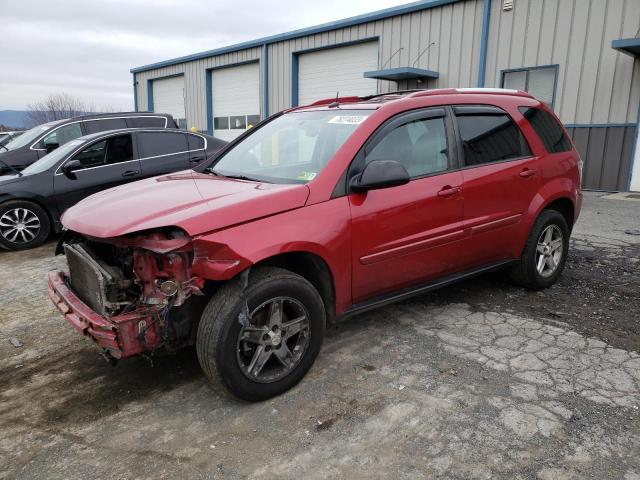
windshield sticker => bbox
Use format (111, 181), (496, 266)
(328, 115), (367, 125)
(297, 171), (317, 181)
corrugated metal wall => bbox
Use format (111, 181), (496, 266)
(268, 0), (484, 111)
(484, 0), (640, 190)
(134, 47), (262, 132)
(485, 0), (640, 125)
(567, 125), (637, 191)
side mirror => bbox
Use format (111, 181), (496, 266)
(45, 142), (59, 154)
(61, 159), (82, 178)
(351, 160), (410, 193)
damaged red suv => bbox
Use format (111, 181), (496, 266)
(49, 88), (582, 401)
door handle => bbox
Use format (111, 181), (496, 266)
(437, 186), (460, 198)
(190, 156), (205, 163)
(121, 170), (140, 178)
(519, 168), (537, 178)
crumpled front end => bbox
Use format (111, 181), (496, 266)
(49, 228), (209, 360)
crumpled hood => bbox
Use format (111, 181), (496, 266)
(61, 171), (310, 238)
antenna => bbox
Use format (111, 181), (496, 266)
(328, 91), (340, 108)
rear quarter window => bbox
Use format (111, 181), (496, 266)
(519, 107), (572, 153)
(84, 118), (127, 134)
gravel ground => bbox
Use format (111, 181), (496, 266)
(0, 191), (639, 480)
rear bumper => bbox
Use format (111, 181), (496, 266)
(48, 271), (162, 359)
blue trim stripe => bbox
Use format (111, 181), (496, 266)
(262, 44), (269, 118)
(205, 69), (213, 135)
(132, 73), (138, 112)
(628, 101), (640, 191)
(130, 0), (461, 73)
(477, 0), (491, 87)
(146, 79), (153, 111)
(291, 53), (299, 107)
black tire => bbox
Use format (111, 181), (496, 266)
(0, 200), (51, 251)
(197, 267), (326, 401)
(509, 209), (570, 290)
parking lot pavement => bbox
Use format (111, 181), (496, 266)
(1, 191), (639, 479)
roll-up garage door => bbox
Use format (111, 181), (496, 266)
(298, 41), (379, 106)
(212, 62), (260, 142)
(153, 76), (186, 129)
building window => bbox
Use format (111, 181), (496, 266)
(501, 65), (558, 107)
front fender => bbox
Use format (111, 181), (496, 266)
(190, 197), (352, 313)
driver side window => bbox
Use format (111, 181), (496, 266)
(366, 116), (449, 178)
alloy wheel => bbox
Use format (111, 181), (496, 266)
(535, 224), (564, 278)
(236, 296), (311, 383)
(0, 208), (41, 244)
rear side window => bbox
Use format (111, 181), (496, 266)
(84, 118), (127, 134)
(519, 107), (572, 153)
(138, 131), (187, 158)
(187, 134), (205, 150)
(126, 116), (166, 128)
(455, 106), (531, 166)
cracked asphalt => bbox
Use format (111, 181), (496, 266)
(1, 191), (639, 479)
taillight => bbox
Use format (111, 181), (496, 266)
(577, 157), (584, 188)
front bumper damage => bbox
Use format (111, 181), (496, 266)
(48, 271), (163, 359)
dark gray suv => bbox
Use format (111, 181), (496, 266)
(0, 112), (178, 175)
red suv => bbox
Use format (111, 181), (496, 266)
(49, 88), (582, 401)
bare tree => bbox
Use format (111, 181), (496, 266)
(25, 93), (107, 127)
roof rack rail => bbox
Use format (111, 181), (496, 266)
(409, 87), (534, 98)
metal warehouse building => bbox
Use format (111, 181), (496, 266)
(131, 0), (640, 191)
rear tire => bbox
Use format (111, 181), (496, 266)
(0, 200), (50, 251)
(196, 267), (326, 401)
(509, 209), (569, 290)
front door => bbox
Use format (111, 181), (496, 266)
(453, 105), (541, 267)
(349, 108), (465, 302)
(54, 133), (141, 212)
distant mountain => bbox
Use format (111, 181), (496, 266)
(0, 110), (32, 129)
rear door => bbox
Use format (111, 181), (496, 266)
(137, 130), (190, 176)
(454, 105), (540, 266)
(349, 108), (465, 302)
(53, 133), (141, 211)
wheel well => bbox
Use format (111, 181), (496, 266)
(253, 252), (336, 323)
(543, 198), (574, 230)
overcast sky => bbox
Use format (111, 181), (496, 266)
(0, 0), (411, 111)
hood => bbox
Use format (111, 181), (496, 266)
(61, 171), (310, 238)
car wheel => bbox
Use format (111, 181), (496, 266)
(197, 267), (326, 401)
(0, 200), (51, 251)
(509, 209), (569, 290)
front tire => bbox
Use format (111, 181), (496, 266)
(509, 209), (569, 290)
(197, 267), (326, 401)
(0, 200), (50, 251)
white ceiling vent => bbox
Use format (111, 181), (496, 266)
(503, 0), (514, 11)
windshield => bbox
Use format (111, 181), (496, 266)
(210, 110), (370, 183)
(3, 122), (57, 151)
(21, 139), (84, 175)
